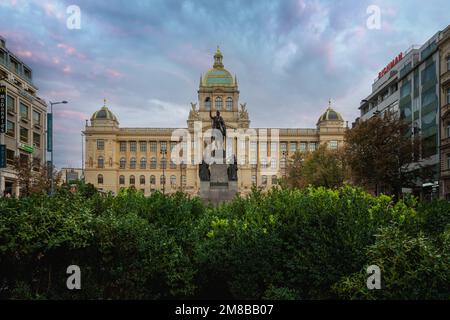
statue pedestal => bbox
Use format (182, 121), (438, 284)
(199, 164), (238, 205)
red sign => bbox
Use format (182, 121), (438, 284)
(378, 52), (403, 79)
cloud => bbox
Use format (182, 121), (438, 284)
(1, 0), (449, 168)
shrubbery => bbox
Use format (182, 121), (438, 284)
(0, 185), (448, 299)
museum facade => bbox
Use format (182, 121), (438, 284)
(83, 48), (346, 196)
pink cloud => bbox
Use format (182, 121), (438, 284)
(63, 65), (72, 74)
(54, 109), (90, 121)
(106, 68), (124, 79)
(57, 43), (86, 60)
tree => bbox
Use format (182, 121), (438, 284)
(344, 112), (421, 198)
(286, 144), (347, 189)
(12, 156), (61, 196)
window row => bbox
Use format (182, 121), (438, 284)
(250, 175), (278, 185)
(204, 97), (233, 111)
(105, 174), (186, 186)
(5, 94), (42, 125)
(118, 141), (172, 152)
(117, 157), (177, 169)
(5, 121), (41, 148)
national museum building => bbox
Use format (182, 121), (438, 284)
(84, 48), (346, 196)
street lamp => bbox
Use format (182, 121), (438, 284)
(49, 100), (68, 196)
(160, 148), (167, 195)
(282, 150), (288, 179)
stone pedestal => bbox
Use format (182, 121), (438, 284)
(199, 164), (238, 205)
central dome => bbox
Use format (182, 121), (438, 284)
(202, 47), (235, 87)
(204, 68), (234, 86)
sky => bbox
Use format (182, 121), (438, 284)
(0, 0), (449, 168)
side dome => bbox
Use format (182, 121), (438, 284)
(319, 107), (344, 122)
(91, 105), (117, 122)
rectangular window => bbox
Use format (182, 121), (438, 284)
(6, 120), (14, 137)
(447, 154), (450, 170)
(290, 142), (297, 152)
(447, 124), (450, 138)
(251, 175), (256, 185)
(280, 142), (287, 152)
(400, 80), (411, 98)
(6, 149), (15, 165)
(32, 110), (41, 126)
(20, 126), (28, 143)
(250, 141), (257, 164)
(329, 140), (338, 149)
(447, 88), (450, 104)
(20, 102), (29, 119)
(130, 141), (137, 152)
(97, 139), (105, 150)
(6, 95), (15, 113)
(447, 56), (450, 71)
(139, 141), (147, 152)
(33, 132), (41, 148)
(260, 142), (267, 156)
(160, 141), (167, 152)
(120, 141), (126, 152)
(309, 142), (317, 152)
(300, 142), (307, 152)
(150, 141), (157, 152)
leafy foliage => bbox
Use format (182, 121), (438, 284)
(344, 112), (421, 198)
(0, 186), (448, 299)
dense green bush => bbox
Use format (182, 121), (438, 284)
(0, 185), (448, 299)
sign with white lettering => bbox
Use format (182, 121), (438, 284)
(0, 85), (6, 133)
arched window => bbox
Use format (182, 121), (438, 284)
(215, 97), (222, 110)
(262, 175), (267, 185)
(120, 157), (126, 169)
(129, 175), (135, 185)
(204, 97), (211, 110)
(97, 156), (104, 168)
(140, 175), (145, 185)
(130, 157), (136, 169)
(170, 175), (176, 186)
(226, 97), (233, 111)
(150, 175), (156, 184)
(140, 157), (147, 169)
(97, 174), (103, 184)
(160, 158), (167, 169)
(272, 175), (278, 185)
(119, 175), (125, 185)
(150, 157), (157, 169)
(160, 175), (166, 185)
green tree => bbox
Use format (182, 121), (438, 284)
(12, 156), (61, 196)
(286, 144), (347, 189)
(344, 112), (421, 198)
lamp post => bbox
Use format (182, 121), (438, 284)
(160, 148), (167, 195)
(282, 150), (288, 179)
(49, 100), (68, 196)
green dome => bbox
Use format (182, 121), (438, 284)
(91, 106), (117, 121)
(319, 107), (343, 122)
(202, 47), (236, 87)
(204, 68), (234, 86)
